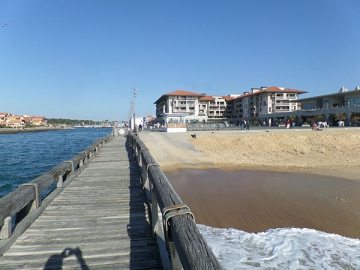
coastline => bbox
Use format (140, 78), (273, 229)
(139, 128), (360, 181)
(139, 128), (360, 239)
(0, 127), (65, 134)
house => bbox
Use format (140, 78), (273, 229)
(144, 115), (155, 126)
(0, 112), (11, 125)
(5, 115), (25, 127)
(30, 116), (47, 126)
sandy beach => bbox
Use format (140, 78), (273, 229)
(138, 127), (360, 239)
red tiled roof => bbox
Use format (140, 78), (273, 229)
(265, 86), (307, 93)
(164, 90), (203, 96)
(223, 96), (235, 101)
(199, 95), (235, 101)
(7, 119), (23, 124)
(154, 90), (205, 104)
(234, 86), (307, 100)
(199, 96), (214, 101)
(31, 116), (45, 120)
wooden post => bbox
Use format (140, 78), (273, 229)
(63, 160), (74, 173)
(151, 188), (159, 236)
(0, 217), (12, 239)
(57, 174), (63, 188)
(20, 183), (40, 209)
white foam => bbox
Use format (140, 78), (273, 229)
(198, 224), (360, 269)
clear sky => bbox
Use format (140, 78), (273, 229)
(1, 0), (359, 121)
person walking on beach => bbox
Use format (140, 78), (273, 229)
(286, 119), (290, 129)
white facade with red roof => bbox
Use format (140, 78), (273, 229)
(232, 86), (307, 120)
(153, 87), (306, 124)
(154, 90), (237, 124)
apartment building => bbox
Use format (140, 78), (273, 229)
(153, 86), (360, 126)
(230, 86), (307, 125)
(153, 87), (306, 123)
(198, 95), (235, 120)
(154, 90), (239, 124)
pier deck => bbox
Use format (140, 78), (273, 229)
(0, 135), (162, 269)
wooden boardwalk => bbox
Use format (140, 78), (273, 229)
(0, 135), (163, 269)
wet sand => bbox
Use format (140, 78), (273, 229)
(138, 129), (360, 239)
(166, 169), (360, 239)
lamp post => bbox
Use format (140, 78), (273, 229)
(133, 88), (138, 132)
(129, 101), (134, 128)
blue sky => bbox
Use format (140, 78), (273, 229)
(1, 0), (359, 121)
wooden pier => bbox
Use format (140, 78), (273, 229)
(0, 130), (222, 270)
(0, 135), (162, 269)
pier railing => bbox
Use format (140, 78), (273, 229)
(127, 131), (223, 270)
(0, 133), (113, 254)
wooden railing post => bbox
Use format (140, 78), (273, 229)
(151, 187), (159, 236)
(20, 183), (40, 209)
(0, 217), (11, 239)
(57, 174), (64, 188)
(63, 160), (74, 174)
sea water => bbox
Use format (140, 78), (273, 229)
(199, 225), (360, 269)
(1, 129), (359, 269)
(0, 128), (112, 198)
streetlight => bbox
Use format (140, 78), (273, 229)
(133, 88), (138, 132)
(129, 101), (134, 128)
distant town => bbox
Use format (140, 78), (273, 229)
(0, 112), (156, 129)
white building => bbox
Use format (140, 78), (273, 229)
(154, 90), (238, 124)
(153, 87), (306, 125)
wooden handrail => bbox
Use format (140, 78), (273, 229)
(127, 131), (223, 270)
(0, 132), (114, 239)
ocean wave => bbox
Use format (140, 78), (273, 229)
(198, 224), (360, 269)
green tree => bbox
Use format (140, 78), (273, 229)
(314, 114), (324, 122)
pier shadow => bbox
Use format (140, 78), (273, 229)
(125, 138), (164, 269)
(44, 247), (89, 270)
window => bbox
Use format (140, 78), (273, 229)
(302, 103), (316, 109)
(347, 97), (360, 106)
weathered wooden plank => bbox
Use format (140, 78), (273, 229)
(0, 135), (163, 269)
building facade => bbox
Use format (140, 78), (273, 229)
(0, 113), (47, 127)
(154, 90), (230, 124)
(230, 86), (307, 125)
(153, 86), (360, 126)
(295, 86), (360, 126)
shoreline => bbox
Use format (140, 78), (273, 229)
(139, 128), (360, 239)
(139, 128), (360, 181)
(0, 127), (64, 134)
